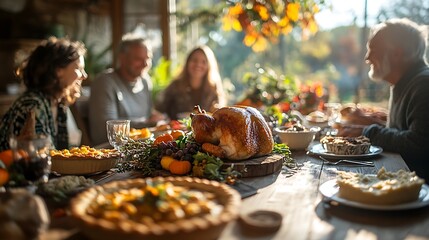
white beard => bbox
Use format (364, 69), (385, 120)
(368, 54), (391, 82)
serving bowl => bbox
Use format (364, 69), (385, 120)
(274, 126), (320, 150)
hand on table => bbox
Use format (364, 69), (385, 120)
(336, 124), (365, 137)
(340, 106), (386, 126)
(149, 110), (167, 123)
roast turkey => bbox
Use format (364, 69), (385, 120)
(191, 105), (274, 160)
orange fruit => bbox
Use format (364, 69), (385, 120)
(171, 130), (185, 140)
(0, 168), (9, 186)
(153, 133), (174, 145)
(0, 149), (14, 168)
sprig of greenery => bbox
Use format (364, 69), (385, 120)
(176, 132), (196, 149)
(119, 139), (159, 176)
(179, 117), (192, 131)
(242, 65), (297, 106)
(272, 143), (297, 169)
(193, 152), (224, 181)
(193, 151), (241, 184)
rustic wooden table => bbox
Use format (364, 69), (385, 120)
(42, 149), (429, 240)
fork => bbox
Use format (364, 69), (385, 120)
(319, 156), (375, 167)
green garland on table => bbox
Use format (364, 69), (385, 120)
(119, 135), (295, 182)
(119, 140), (160, 176)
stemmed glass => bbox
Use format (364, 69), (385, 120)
(9, 135), (53, 189)
(106, 120), (130, 154)
(324, 103), (341, 135)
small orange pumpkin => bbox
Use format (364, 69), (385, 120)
(169, 160), (192, 175)
(160, 156), (175, 170)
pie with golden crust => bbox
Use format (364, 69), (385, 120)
(70, 177), (241, 240)
(50, 146), (119, 175)
(50, 146), (118, 159)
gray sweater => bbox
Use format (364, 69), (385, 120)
(89, 69), (153, 145)
(363, 61), (429, 182)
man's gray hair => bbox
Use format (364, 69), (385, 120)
(369, 18), (428, 64)
(118, 33), (152, 54)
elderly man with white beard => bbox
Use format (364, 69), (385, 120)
(338, 18), (429, 183)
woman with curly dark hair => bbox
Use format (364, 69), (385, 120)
(0, 37), (87, 151)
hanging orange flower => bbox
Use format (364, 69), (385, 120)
(222, 0), (325, 52)
(286, 3), (300, 22)
(221, 4), (244, 32)
(254, 4), (270, 21)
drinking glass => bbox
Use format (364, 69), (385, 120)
(106, 120), (130, 152)
(9, 135), (52, 187)
(325, 103), (342, 126)
(324, 103), (341, 136)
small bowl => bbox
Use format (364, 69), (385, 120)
(306, 119), (329, 129)
(305, 112), (329, 129)
(239, 210), (282, 234)
(274, 126), (320, 150)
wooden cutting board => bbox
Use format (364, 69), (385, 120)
(222, 154), (284, 178)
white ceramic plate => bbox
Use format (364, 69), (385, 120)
(308, 143), (383, 159)
(319, 179), (429, 211)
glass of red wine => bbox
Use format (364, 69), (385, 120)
(9, 135), (52, 187)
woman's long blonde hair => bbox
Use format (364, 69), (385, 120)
(175, 45), (226, 107)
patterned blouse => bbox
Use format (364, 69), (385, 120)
(0, 90), (68, 151)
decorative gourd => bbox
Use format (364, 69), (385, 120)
(160, 156), (175, 170)
(169, 160), (192, 175)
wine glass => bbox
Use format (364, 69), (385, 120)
(106, 120), (130, 152)
(9, 135), (53, 188)
(324, 103), (341, 135)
